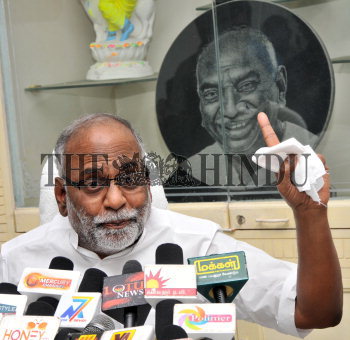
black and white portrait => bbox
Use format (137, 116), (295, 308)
(156, 0), (333, 197)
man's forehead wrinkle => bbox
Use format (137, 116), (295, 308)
(80, 165), (104, 176)
(65, 126), (141, 158)
(222, 68), (260, 83)
(63, 124), (142, 178)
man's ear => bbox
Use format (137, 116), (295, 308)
(55, 177), (68, 216)
(275, 65), (287, 105)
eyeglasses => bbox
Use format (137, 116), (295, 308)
(62, 171), (149, 195)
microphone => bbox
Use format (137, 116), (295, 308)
(155, 299), (182, 339)
(156, 243), (184, 265)
(54, 268), (107, 329)
(59, 314), (115, 340)
(102, 260), (151, 327)
(0, 282), (21, 295)
(173, 303), (235, 340)
(18, 256), (81, 300)
(187, 251), (248, 303)
(37, 296), (60, 311)
(49, 256), (74, 271)
(25, 300), (56, 316)
(0, 283), (27, 317)
(175, 252), (244, 340)
(122, 260), (142, 328)
(159, 325), (192, 340)
(23, 294), (60, 319)
(78, 268), (107, 293)
(81, 314), (115, 334)
(144, 243), (200, 307)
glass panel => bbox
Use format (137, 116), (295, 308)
(211, 0), (338, 201)
(156, 0), (229, 203)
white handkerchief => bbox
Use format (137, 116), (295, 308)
(252, 138), (326, 203)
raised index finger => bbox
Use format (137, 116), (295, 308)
(257, 112), (280, 147)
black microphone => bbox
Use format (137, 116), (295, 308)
(0, 282), (27, 316)
(102, 260), (151, 327)
(156, 243), (183, 264)
(78, 268), (107, 293)
(123, 260), (142, 274)
(49, 256), (74, 271)
(159, 324), (190, 340)
(155, 299), (182, 339)
(0, 282), (21, 295)
(123, 260), (142, 328)
(37, 296), (60, 311)
(25, 300), (56, 316)
(145, 243), (198, 307)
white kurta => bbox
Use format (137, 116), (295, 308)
(0, 207), (309, 338)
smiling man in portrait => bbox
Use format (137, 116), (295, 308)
(188, 27), (318, 187)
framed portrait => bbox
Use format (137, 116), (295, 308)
(156, 0), (334, 200)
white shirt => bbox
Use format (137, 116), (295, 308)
(0, 207), (309, 338)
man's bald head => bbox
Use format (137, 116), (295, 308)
(54, 113), (145, 177)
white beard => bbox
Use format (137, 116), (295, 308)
(66, 191), (151, 257)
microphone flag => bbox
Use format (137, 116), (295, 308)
(0, 315), (60, 340)
(187, 252), (248, 303)
(0, 295), (27, 319)
(54, 292), (101, 329)
(100, 325), (154, 340)
(18, 268), (80, 300)
(144, 265), (199, 307)
(102, 271), (150, 327)
(173, 303), (236, 340)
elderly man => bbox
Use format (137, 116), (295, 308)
(0, 113), (342, 337)
(188, 27), (318, 186)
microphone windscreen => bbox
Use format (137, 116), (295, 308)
(122, 260), (142, 274)
(156, 299), (182, 339)
(37, 296), (59, 310)
(156, 243), (183, 264)
(49, 256), (74, 270)
(78, 268), (107, 292)
(0, 282), (21, 295)
(26, 301), (55, 316)
(82, 314), (115, 334)
(160, 325), (189, 340)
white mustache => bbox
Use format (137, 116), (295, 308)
(93, 209), (139, 225)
